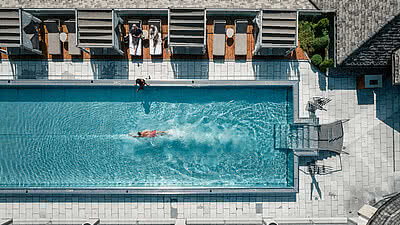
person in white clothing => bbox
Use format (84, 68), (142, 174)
(149, 24), (159, 46)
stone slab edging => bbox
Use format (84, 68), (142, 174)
(0, 217), (349, 225)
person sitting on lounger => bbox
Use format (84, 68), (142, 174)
(129, 130), (168, 138)
(135, 78), (149, 92)
(129, 24), (143, 45)
(149, 25), (159, 44)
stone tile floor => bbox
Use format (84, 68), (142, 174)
(0, 60), (400, 222)
(0, 59), (301, 81)
(0, 60), (300, 80)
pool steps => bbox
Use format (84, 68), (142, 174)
(274, 124), (319, 156)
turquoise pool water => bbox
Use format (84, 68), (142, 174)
(0, 87), (293, 188)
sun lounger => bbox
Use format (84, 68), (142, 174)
(235, 20), (248, 56)
(317, 119), (349, 154)
(291, 119), (349, 156)
(129, 20), (142, 56)
(44, 20), (61, 55)
(306, 96), (332, 112)
(65, 20), (81, 56)
(313, 96), (331, 107)
(148, 19), (162, 56)
(213, 20), (226, 56)
(306, 101), (327, 112)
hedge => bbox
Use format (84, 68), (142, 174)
(311, 54), (323, 66)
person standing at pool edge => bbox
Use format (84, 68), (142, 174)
(135, 78), (149, 92)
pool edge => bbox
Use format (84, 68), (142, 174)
(0, 80), (303, 195)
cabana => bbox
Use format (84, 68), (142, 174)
(253, 9), (298, 56)
(75, 9), (123, 55)
(168, 8), (206, 55)
(0, 8), (42, 55)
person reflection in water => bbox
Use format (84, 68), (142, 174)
(142, 101), (151, 114)
(129, 130), (168, 138)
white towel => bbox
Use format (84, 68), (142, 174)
(149, 26), (162, 55)
(150, 35), (162, 55)
(129, 33), (142, 56)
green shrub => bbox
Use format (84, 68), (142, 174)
(314, 18), (329, 36)
(311, 54), (322, 66)
(319, 58), (334, 72)
(299, 21), (315, 54)
(312, 35), (329, 52)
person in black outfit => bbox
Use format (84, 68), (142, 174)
(135, 78), (149, 92)
(130, 24), (143, 45)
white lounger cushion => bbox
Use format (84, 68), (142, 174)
(68, 33), (81, 56)
(129, 33), (142, 56)
(48, 33), (61, 55)
(213, 34), (225, 56)
(44, 20), (61, 55)
(235, 33), (247, 56)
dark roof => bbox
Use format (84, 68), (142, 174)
(368, 192), (400, 225)
(310, 0), (400, 67)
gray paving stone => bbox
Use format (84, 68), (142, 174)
(0, 60), (399, 222)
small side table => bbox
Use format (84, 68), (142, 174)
(60, 32), (67, 42)
(226, 28), (234, 38)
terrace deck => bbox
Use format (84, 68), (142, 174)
(0, 19), (307, 61)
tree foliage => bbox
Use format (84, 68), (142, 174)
(319, 58), (334, 72)
(299, 17), (333, 72)
(311, 54), (323, 66)
(299, 21), (315, 54)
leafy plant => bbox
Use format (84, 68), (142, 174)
(299, 15), (333, 72)
(312, 35), (329, 52)
(311, 54), (323, 66)
(299, 21), (315, 54)
(319, 58), (334, 72)
(314, 18), (329, 36)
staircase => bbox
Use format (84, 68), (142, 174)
(0, 9), (20, 47)
(274, 124), (319, 156)
(168, 8), (206, 54)
(261, 10), (297, 49)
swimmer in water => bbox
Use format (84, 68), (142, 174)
(129, 130), (168, 138)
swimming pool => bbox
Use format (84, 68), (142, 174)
(0, 86), (294, 189)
